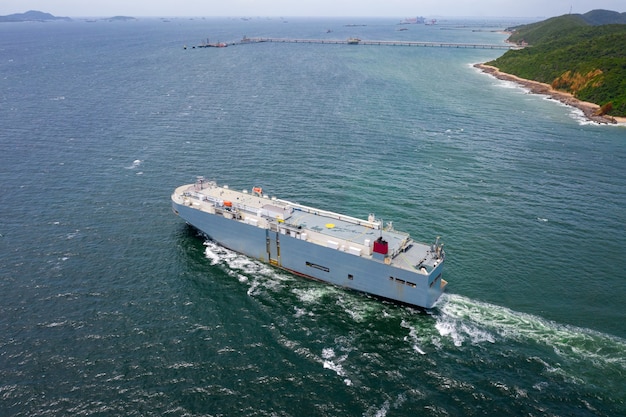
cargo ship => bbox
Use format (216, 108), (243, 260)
(172, 178), (447, 309)
(399, 16), (426, 25)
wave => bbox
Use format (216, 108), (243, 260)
(125, 159), (142, 169)
(203, 240), (293, 297)
(322, 347), (352, 386)
(435, 293), (626, 370)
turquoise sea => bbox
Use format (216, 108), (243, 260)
(1, 17), (625, 416)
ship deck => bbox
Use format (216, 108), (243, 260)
(174, 180), (443, 273)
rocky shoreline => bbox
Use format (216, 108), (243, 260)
(475, 63), (623, 125)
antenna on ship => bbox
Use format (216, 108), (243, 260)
(195, 176), (205, 190)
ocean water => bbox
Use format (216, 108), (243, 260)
(1, 17), (625, 416)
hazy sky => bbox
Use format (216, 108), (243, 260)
(2, 0), (625, 18)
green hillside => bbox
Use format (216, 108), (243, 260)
(488, 10), (626, 117)
(506, 14), (588, 45)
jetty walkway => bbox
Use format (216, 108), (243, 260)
(240, 37), (517, 50)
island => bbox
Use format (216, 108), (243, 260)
(476, 9), (626, 124)
(105, 16), (137, 22)
(0, 10), (71, 22)
(0, 10), (136, 23)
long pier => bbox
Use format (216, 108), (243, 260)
(238, 37), (518, 50)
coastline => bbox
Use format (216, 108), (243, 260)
(475, 63), (626, 125)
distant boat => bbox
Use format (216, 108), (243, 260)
(198, 43), (227, 48)
(347, 37), (361, 44)
(399, 16), (426, 25)
(198, 38), (228, 48)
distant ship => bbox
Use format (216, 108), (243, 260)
(347, 37), (361, 44)
(399, 16), (426, 24)
(172, 178), (447, 309)
(197, 38), (228, 48)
